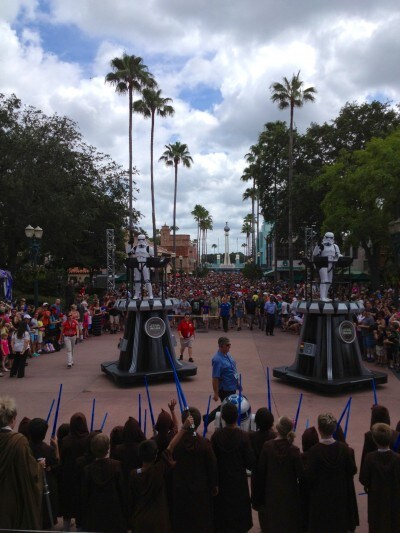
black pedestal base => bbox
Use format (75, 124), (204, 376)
(101, 297), (197, 386)
(101, 359), (197, 385)
(273, 299), (387, 393)
(273, 365), (387, 393)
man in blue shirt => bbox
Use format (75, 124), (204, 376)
(205, 337), (239, 426)
(219, 297), (231, 333)
(212, 337), (239, 402)
(264, 295), (277, 336)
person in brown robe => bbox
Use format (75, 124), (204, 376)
(129, 414), (194, 532)
(109, 424), (124, 457)
(211, 401), (255, 533)
(252, 416), (304, 533)
(299, 426), (319, 532)
(249, 407), (277, 460)
(0, 395), (43, 531)
(112, 417), (146, 486)
(359, 422), (400, 533)
(171, 407), (218, 533)
(305, 412), (359, 533)
(151, 398), (179, 452)
(29, 417), (60, 529)
(81, 433), (127, 532)
(59, 411), (89, 531)
(360, 404), (400, 472)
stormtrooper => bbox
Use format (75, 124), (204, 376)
(127, 234), (154, 299)
(312, 232), (341, 301)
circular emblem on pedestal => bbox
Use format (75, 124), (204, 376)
(144, 317), (166, 338)
(337, 320), (356, 344)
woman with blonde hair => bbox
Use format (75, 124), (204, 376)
(252, 416), (303, 532)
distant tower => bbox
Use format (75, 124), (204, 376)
(223, 222), (230, 265)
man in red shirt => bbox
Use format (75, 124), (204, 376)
(177, 313), (195, 363)
(61, 313), (79, 368)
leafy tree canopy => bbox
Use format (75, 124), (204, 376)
(0, 93), (139, 273)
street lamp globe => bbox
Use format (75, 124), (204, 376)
(25, 225), (35, 238)
(34, 226), (43, 239)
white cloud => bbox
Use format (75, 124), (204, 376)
(1, 0), (400, 249)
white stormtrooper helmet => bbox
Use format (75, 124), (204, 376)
(137, 234), (146, 243)
(323, 232), (334, 245)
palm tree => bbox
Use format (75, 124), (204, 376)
(133, 88), (174, 256)
(159, 142), (193, 273)
(212, 243), (217, 263)
(200, 214), (213, 265)
(243, 186), (257, 262)
(105, 53), (156, 237)
(191, 204), (208, 265)
(242, 214), (254, 258)
(270, 71), (316, 286)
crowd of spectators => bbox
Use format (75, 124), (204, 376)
(1, 272), (400, 376)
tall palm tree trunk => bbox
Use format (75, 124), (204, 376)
(173, 162), (178, 278)
(150, 111), (157, 257)
(128, 87), (133, 237)
(288, 104), (294, 287)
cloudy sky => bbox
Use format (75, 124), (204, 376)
(1, 0), (400, 253)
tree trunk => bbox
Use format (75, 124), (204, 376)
(366, 245), (381, 290)
(150, 111), (157, 257)
(128, 87), (133, 238)
(288, 103), (294, 287)
(173, 162), (178, 280)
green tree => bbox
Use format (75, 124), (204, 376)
(199, 214), (213, 265)
(211, 243), (217, 262)
(270, 71), (317, 286)
(133, 88), (174, 256)
(191, 204), (208, 265)
(105, 54), (156, 236)
(159, 142), (193, 270)
(242, 215), (253, 257)
(315, 129), (400, 288)
(0, 93), (130, 272)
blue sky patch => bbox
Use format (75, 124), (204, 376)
(179, 84), (222, 111)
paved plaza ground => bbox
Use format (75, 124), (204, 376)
(2, 322), (399, 532)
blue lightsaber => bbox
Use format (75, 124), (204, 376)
(344, 397), (352, 439)
(335, 397), (352, 436)
(100, 412), (108, 431)
(238, 374), (242, 426)
(90, 398), (96, 432)
(294, 393), (303, 432)
(144, 376), (155, 427)
(51, 384), (63, 438)
(138, 393), (142, 429)
(144, 409), (147, 438)
(165, 346), (188, 409)
(175, 379), (184, 413)
(267, 367), (272, 413)
(203, 395), (211, 437)
(46, 399), (55, 424)
(372, 377), (378, 406)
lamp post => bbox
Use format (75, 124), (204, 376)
(179, 255), (183, 276)
(25, 225), (44, 308)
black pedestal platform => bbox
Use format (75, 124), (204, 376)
(273, 300), (387, 393)
(101, 298), (197, 385)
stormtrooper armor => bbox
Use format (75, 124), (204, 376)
(127, 235), (154, 299)
(214, 394), (256, 432)
(312, 232), (341, 301)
